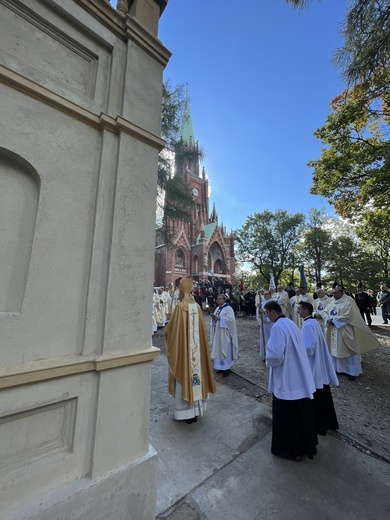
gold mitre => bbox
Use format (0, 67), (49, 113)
(179, 277), (193, 293)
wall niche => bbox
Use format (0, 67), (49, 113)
(0, 149), (40, 313)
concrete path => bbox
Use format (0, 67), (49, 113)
(150, 341), (390, 520)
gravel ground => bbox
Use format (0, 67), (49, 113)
(153, 313), (390, 462)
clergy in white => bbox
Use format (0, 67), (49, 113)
(210, 294), (239, 377)
(290, 288), (301, 328)
(324, 286), (380, 380)
(255, 289), (264, 323)
(276, 285), (293, 319)
(296, 286), (315, 329)
(298, 301), (339, 436)
(160, 286), (170, 324)
(264, 300), (317, 462)
(313, 288), (331, 333)
(259, 291), (273, 360)
(153, 288), (166, 328)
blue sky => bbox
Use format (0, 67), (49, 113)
(158, 0), (348, 231)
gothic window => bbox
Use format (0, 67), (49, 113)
(175, 248), (185, 267)
(208, 241), (225, 275)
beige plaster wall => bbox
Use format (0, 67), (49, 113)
(0, 1), (170, 518)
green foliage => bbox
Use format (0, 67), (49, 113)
(284, 0), (390, 288)
(298, 208), (333, 283)
(235, 268), (264, 290)
(235, 208), (388, 291)
(284, 0), (315, 8)
(286, 0), (390, 85)
(335, 0), (390, 85)
(157, 81), (203, 245)
(309, 74), (390, 221)
(356, 210), (390, 284)
(173, 138), (204, 177)
(161, 81), (186, 146)
(325, 234), (382, 290)
(234, 210), (305, 287)
(275, 245), (305, 288)
(286, 1), (390, 227)
(326, 235), (359, 288)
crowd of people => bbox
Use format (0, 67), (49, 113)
(158, 278), (385, 462)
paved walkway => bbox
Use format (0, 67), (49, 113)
(150, 340), (390, 520)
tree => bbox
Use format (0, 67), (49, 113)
(286, 0), (390, 272)
(285, 0), (313, 8)
(326, 234), (384, 290)
(234, 210), (305, 287)
(356, 210), (390, 285)
(286, 0), (390, 84)
(326, 235), (360, 288)
(335, 0), (390, 85)
(299, 208), (333, 283)
(160, 81), (186, 145)
(315, 217), (384, 290)
(157, 81), (203, 243)
(309, 75), (390, 222)
(286, 0), (390, 233)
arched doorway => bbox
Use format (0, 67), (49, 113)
(208, 241), (225, 276)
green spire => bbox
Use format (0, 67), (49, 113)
(180, 95), (195, 145)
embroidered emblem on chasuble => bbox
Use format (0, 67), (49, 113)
(329, 305), (338, 355)
(188, 303), (202, 401)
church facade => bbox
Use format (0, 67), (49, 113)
(155, 100), (236, 288)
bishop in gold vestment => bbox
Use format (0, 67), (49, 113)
(166, 278), (216, 423)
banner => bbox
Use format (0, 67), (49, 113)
(299, 264), (307, 288)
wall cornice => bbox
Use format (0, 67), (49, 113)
(0, 347), (160, 389)
(74, 0), (171, 66)
(125, 15), (171, 67)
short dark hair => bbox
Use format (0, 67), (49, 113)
(299, 301), (313, 314)
(264, 301), (282, 314)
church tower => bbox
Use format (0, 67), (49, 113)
(154, 96), (235, 288)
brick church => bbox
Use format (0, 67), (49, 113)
(154, 98), (236, 288)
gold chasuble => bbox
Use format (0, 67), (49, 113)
(166, 280), (216, 407)
(325, 295), (380, 358)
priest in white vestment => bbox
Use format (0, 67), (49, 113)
(313, 288), (331, 333)
(255, 289), (264, 323)
(296, 286), (315, 328)
(160, 287), (170, 324)
(290, 288), (301, 328)
(259, 291), (273, 360)
(167, 282), (176, 319)
(152, 302), (157, 334)
(210, 294), (239, 377)
(264, 300), (317, 462)
(324, 286), (380, 380)
(153, 288), (166, 328)
(275, 285), (293, 319)
(298, 301), (339, 435)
